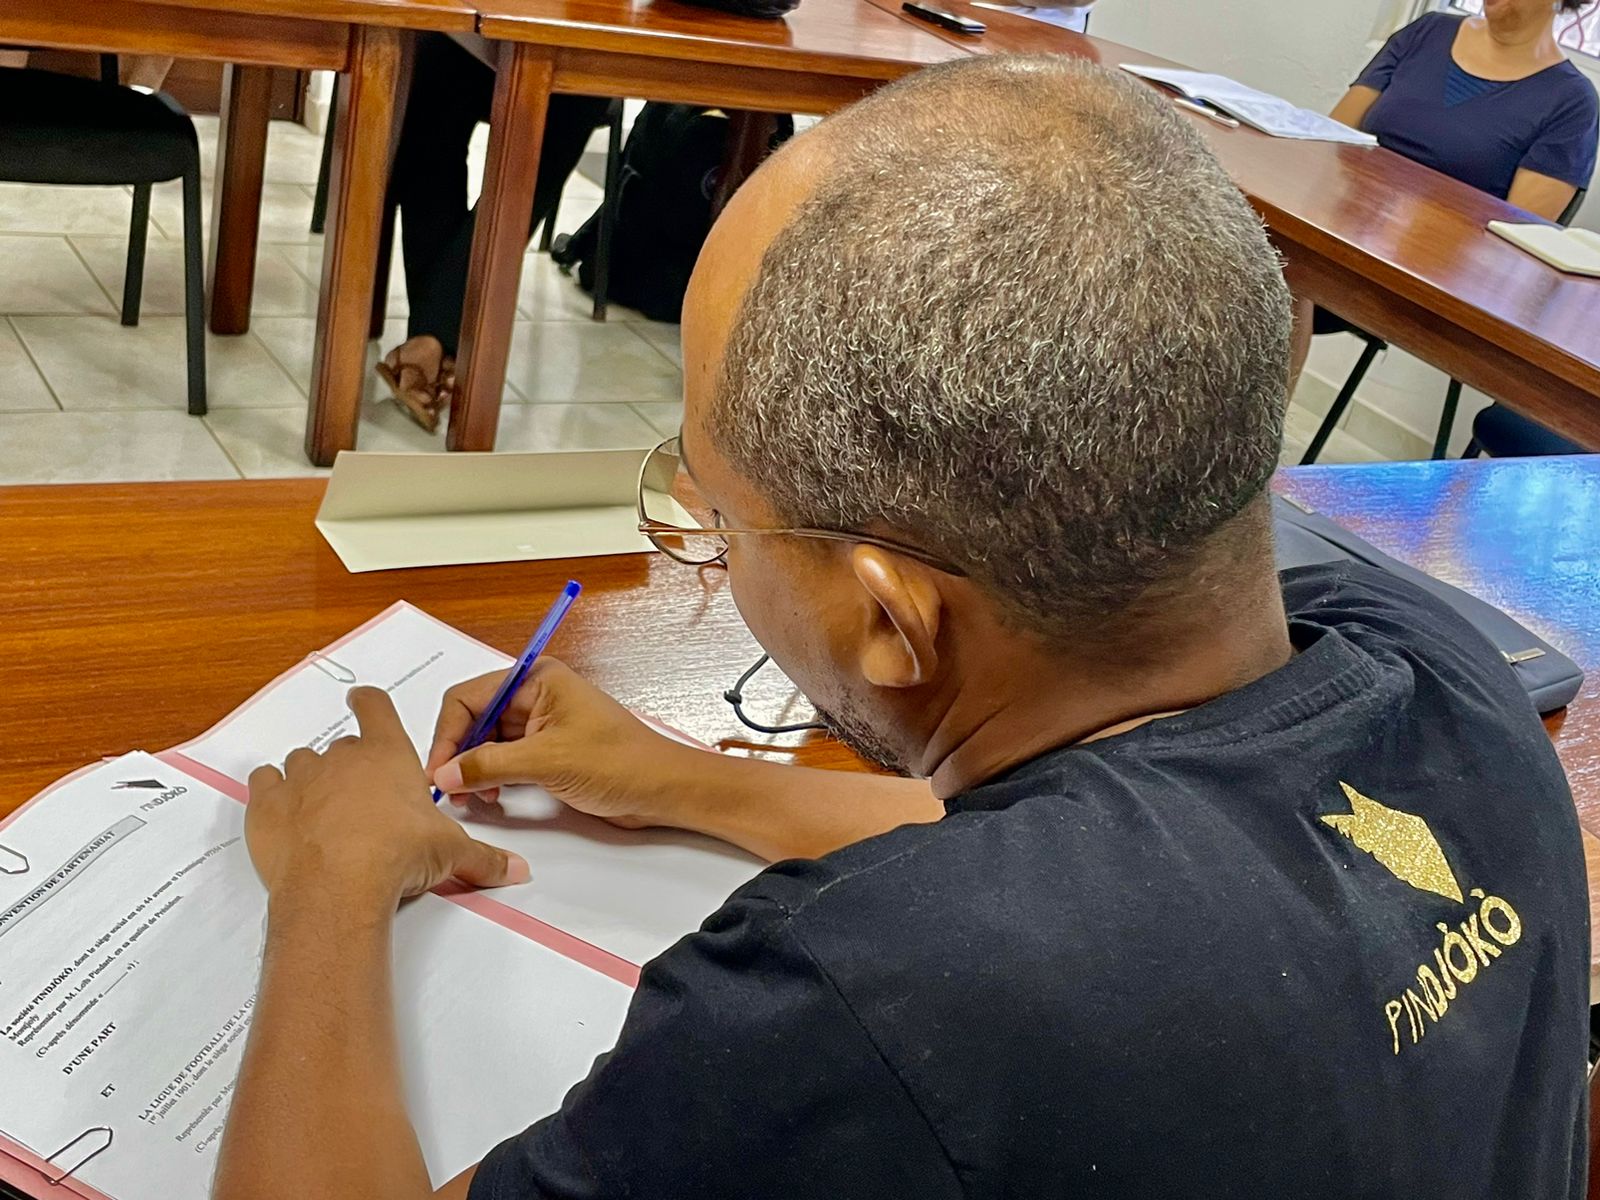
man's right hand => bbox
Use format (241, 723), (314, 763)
(426, 658), (697, 830)
(428, 659), (943, 863)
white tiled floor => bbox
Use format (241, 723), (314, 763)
(0, 114), (1377, 486)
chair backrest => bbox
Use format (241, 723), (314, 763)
(1558, 187), (1587, 228)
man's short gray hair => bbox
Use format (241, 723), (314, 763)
(712, 55), (1291, 640)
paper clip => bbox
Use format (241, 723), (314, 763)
(309, 652), (357, 685)
(0, 844), (27, 875)
(44, 1126), (113, 1184)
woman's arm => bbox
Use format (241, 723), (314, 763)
(1329, 85), (1381, 131)
(1507, 169), (1581, 223)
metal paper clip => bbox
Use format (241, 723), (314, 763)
(44, 1126), (113, 1184)
(309, 652), (357, 684)
(0, 844), (27, 875)
(1502, 648), (1547, 665)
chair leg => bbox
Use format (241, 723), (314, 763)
(122, 183), (152, 328)
(310, 85), (339, 236)
(181, 166), (208, 416)
(1433, 379), (1462, 460)
(1300, 337), (1382, 465)
(537, 212), (555, 253)
(591, 99), (625, 322)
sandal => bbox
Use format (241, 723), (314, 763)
(376, 355), (446, 434)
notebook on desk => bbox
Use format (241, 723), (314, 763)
(1488, 221), (1600, 277)
(0, 603), (765, 1200)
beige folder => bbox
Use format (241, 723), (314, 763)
(315, 449), (692, 573)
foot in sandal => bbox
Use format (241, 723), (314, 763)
(375, 335), (453, 433)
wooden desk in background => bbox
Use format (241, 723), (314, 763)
(437, 0), (969, 459)
(3, 457), (1599, 986)
(0, 0), (476, 464)
(867, 1), (1600, 450)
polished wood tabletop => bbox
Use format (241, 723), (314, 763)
(126, 0), (476, 32)
(477, 0), (965, 74)
(860, 0), (1600, 450)
(4, 461), (1599, 984)
(0, 479), (866, 810)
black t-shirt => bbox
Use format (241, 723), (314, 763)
(469, 563), (1589, 1199)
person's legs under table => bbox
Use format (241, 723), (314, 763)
(380, 35), (606, 435)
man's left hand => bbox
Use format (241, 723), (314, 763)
(245, 687), (530, 907)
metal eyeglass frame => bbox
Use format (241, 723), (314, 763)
(635, 435), (967, 575)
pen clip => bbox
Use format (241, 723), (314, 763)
(44, 1126), (113, 1184)
(0, 844), (28, 875)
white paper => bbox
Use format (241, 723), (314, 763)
(971, 2), (1091, 30)
(0, 754), (632, 1198)
(1121, 63), (1378, 146)
(178, 603), (508, 779)
(180, 603), (765, 967)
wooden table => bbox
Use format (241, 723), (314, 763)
(2, 456), (1598, 983)
(0, 0), (477, 464)
(440, 0), (968, 455)
(865, 2), (1600, 450)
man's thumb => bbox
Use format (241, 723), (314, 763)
(453, 835), (530, 889)
(433, 740), (530, 794)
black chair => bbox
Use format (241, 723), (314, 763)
(0, 58), (207, 414)
(1301, 187), (1587, 466)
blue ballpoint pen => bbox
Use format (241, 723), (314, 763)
(431, 579), (582, 803)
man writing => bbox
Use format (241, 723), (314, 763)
(217, 57), (1587, 1198)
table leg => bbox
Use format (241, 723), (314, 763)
(449, 43), (555, 453)
(208, 65), (271, 336)
(303, 25), (402, 468)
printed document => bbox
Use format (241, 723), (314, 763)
(177, 602), (765, 966)
(0, 753), (632, 1198)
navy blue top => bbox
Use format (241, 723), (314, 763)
(1356, 12), (1598, 199)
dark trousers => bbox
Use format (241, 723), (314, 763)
(394, 34), (609, 355)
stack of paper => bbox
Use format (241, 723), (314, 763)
(1121, 63), (1378, 146)
(1489, 221), (1600, 277)
(0, 602), (767, 1199)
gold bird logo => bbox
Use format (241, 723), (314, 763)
(1320, 782), (1464, 904)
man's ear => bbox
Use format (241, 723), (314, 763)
(850, 547), (944, 690)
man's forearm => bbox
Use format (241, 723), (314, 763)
(214, 880), (432, 1200)
(648, 746), (944, 861)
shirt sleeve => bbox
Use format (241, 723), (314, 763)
(466, 878), (962, 1200)
(1353, 15), (1431, 92)
(1519, 81), (1600, 190)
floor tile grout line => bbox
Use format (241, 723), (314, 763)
(63, 235), (121, 315)
(621, 321), (682, 371)
(246, 323), (315, 402)
(4, 315), (64, 412)
(197, 413), (248, 481)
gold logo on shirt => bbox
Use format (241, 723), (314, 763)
(1319, 782), (1525, 1055)
(1320, 782), (1464, 903)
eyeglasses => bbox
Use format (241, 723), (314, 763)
(635, 436), (967, 574)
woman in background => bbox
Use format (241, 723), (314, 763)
(1291, 0), (1598, 377)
